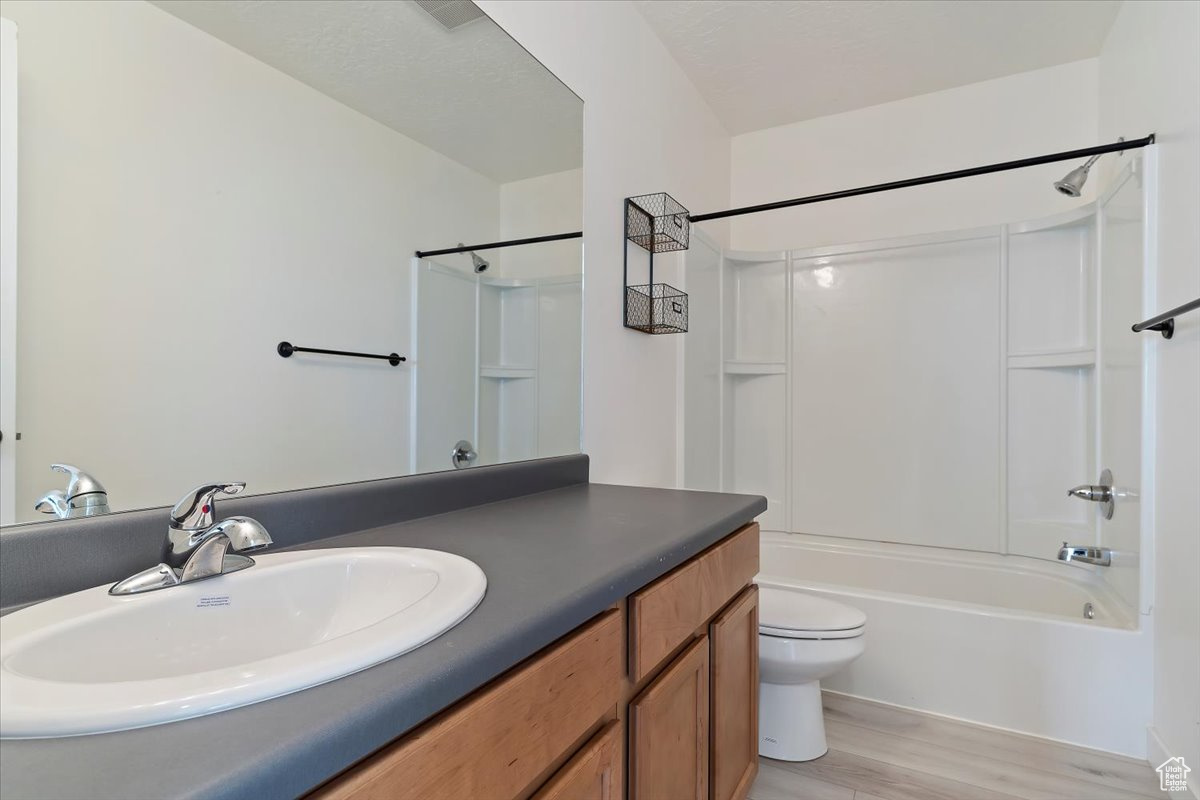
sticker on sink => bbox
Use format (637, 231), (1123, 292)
(196, 595), (231, 608)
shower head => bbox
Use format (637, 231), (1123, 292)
(458, 243), (489, 273)
(1053, 155), (1099, 197)
(1054, 137), (1123, 197)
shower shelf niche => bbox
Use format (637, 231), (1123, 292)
(479, 365), (535, 379)
(723, 360), (787, 375)
(1007, 348), (1096, 369)
(722, 251), (790, 531)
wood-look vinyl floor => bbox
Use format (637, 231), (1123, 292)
(748, 692), (1184, 800)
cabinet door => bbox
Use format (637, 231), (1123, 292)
(532, 721), (622, 800)
(629, 636), (710, 800)
(710, 586), (759, 800)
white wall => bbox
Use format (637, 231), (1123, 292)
(3, 0), (502, 518)
(477, 0), (731, 486)
(729, 60), (1100, 250)
(496, 168), (582, 279)
(1097, 1), (1200, 788)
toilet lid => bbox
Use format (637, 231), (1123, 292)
(758, 586), (866, 639)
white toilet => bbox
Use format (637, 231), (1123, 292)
(757, 585), (867, 761)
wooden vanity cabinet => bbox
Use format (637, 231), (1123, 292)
(709, 586), (759, 800)
(532, 720), (622, 800)
(309, 522), (759, 800)
(626, 524), (759, 800)
(628, 637), (710, 800)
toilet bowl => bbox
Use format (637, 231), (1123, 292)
(757, 585), (866, 761)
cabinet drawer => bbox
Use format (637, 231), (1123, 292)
(310, 610), (622, 800)
(628, 523), (759, 682)
(532, 720), (622, 800)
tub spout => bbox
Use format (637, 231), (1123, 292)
(1057, 542), (1112, 567)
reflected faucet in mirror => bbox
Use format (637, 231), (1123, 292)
(109, 482), (273, 596)
(451, 440), (478, 470)
(33, 464), (110, 519)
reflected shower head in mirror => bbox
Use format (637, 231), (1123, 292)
(458, 243), (489, 273)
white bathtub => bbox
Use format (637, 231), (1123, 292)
(757, 531), (1153, 757)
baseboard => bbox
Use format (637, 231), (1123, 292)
(1147, 726), (1200, 799)
(822, 689), (1149, 764)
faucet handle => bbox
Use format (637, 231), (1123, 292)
(169, 483), (246, 532)
(1066, 468), (1115, 520)
(49, 464), (107, 500)
(35, 489), (69, 515)
(1068, 484), (1110, 502)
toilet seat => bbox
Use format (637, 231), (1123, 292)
(758, 586), (866, 640)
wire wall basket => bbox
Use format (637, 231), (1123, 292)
(625, 283), (688, 335)
(626, 192), (690, 253)
(623, 194), (691, 335)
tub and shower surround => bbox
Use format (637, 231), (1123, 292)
(681, 158), (1155, 755)
(682, 157), (1152, 614)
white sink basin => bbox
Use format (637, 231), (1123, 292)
(0, 547), (486, 738)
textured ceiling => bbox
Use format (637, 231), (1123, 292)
(634, 0), (1121, 134)
(150, 1), (582, 183)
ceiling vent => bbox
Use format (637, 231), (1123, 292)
(414, 0), (486, 31)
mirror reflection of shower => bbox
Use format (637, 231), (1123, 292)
(411, 250), (582, 476)
(458, 243), (490, 273)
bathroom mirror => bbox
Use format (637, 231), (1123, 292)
(0, 0), (583, 524)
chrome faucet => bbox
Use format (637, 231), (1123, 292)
(34, 464), (110, 519)
(1067, 469), (1115, 520)
(1057, 542), (1112, 567)
(110, 483), (273, 596)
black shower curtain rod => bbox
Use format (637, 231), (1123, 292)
(687, 134), (1156, 224)
(415, 231), (583, 259)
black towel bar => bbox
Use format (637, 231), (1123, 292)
(277, 341), (405, 366)
(1131, 297), (1200, 339)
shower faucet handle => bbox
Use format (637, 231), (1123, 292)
(451, 440), (477, 470)
(1068, 485), (1112, 502)
(1067, 469), (1115, 520)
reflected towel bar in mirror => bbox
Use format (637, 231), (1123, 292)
(277, 342), (406, 366)
(1131, 297), (1200, 339)
(415, 230), (582, 258)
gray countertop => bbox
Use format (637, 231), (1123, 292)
(0, 482), (765, 800)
